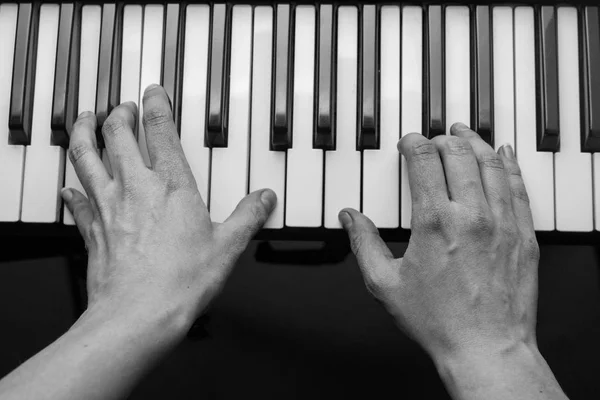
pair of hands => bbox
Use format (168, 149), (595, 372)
(63, 84), (560, 399)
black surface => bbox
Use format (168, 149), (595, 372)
(580, 6), (600, 152)
(271, 4), (294, 151)
(426, 5), (445, 139)
(108, 2), (124, 118)
(161, 3), (185, 133)
(358, 4), (379, 150)
(9, 3), (39, 146)
(95, 3), (117, 149)
(205, 4), (230, 148)
(314, 4), (335, 150)
(535, 5), (560, 152)
(472, 5), (493, 146)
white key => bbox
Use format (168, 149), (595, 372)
(555, 7), (593, 232)
(363, 6), (400, 228)
(121, 5), (143, 107)
(445, 6), (470, 132)
(63, 5), (101, 225)
(493, 7), (515, 150)
(249, 7), (285, 229)
(400, 6), (423, 229)
(138, 5), (164, 167)
(285, 6), (322, 227)
(0, 4), (25, 222)
(514, 7), (555, 231)
(209, 6), (252, 223)
(21, 5), (64, 223)
(180, 5), (210, 204)
(324, 6), (360, 229)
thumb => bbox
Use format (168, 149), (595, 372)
(218, 189), (276, 251)
(62, 188), (95, 242)
(339, 208), (395, 276)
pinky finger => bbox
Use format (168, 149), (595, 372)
(62, 188), (95, 243)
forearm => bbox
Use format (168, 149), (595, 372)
(435, 343), (568, 400)
(0, 300), (191, 400)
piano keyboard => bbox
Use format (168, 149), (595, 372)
(1, 3), (600, 239)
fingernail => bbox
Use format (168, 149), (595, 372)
(339, 211), (352, 229)
(260, 190), (275, 210)
(501, 143), (514, 159)
(453, 122), (468, 130)
(78, 111), (94, 120)
(61, 188), (73, 202)
(146, 83), (161, 93)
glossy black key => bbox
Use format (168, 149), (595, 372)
(535, 6), (560, 152)
(314, 4), (335, 150)
(9, 3), (39, 145)
(206, 4), (230, 148)
(95, 3), (117, 149)
(581, 6), (600, 152)
(51, 3), (75, 147)
(426, 5), (445, 138)
(162, 3), (184, 132)
(271, 4), (293, 151)
(358, 5), (378, 150)
(108, 2), (124, 116)
(472, 5), (493, 146)
(64, 3), (82, 139)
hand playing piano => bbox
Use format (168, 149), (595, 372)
(340, 123), (568, 400)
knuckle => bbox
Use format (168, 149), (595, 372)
(479, 152), (505, 172)
(511, 182), (530, 205)
(523, 235), (540, 262)
(69, 144), (93, 165)
(413, 205), (448, 233)
(409, 140), (438, 159)
(444, 137), (473, 156)
(102, 115), (128, 137)
(143, 106), (171, 128)
(463, 208), (495, 236)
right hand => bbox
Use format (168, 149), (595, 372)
(339, 123), (540, 364)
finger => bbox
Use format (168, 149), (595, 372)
(339, 208), (394, 268)
(450, 122), (511, 215)
(142, 84), (192, 184)
(62, 188), (95, 242)
(217, 189), (277, 252)
(397, 133), (449, 206)
(431, 133), (486, 206)
(69, 112), (111, 199)
(102, 101), (146, 180)
(498, 144), (536, 237)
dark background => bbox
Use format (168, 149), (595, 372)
(1, 241), (599, 399)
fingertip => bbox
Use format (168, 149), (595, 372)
(397, 133), (421, 155)
(338, 209), (354, 230)
(121, 101), (138, 116)
(450, 122), (469, 135)
(145, 83), (163, 94)
(61, 188), (73, 203)
(260, 189), (277, 211)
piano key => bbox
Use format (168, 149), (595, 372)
(445, 6), (470, 133)
(209, 5), (252, 223)
(65, 3), (82, 139)
(21, 4), (64, 223)
(162, 3), (184, 132)
(95, 3), (117, 149)
(180, 5), (211, 205)
(138, 4), (165, 167)
(514, 7), (555, 231)
(581, 7), (600, 152)
(401, 5), (423, 229)
(358, 4), (378, 150)
(250, 6), (285, 229)
(286, 5), (322, 227)
(324, 6), (360, 229)
(426, 5), (445, 138)
(51, 3), (75, 147)
(108, 2), (124, 114)
(314, 4), (335, 150)
(363, 5), (399, 228)
(272, 4), (293, 150)
(0, 4), (26, 222)
(555, 7), (593, 232)
(9, 3), (39, 145)
(120, 5), (142, 108)
(536, 6), (560, 152)
(63, 4), (102, 226)
(472, 5), (493, 146)
(206, 4), (230, 148)
(492, 7), (515, 150)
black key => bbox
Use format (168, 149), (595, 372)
(426, 5), (445, 139)
(314, 4), (335, 150)
(64, 3), (82, 139)
(581, 7), (600, 152)
(206, 4), (230, 148)
(51, 3), (75, 147)
(9, 3), (40, 145)
(108, 2), (124, 117)
(472, 5), (493, 146)
(271, 4), (293, 151)
(358, 5), (379, 150)
(95, 3), (117, 149)
(162, 3), (185, 132)
(535, 6), (560, 152)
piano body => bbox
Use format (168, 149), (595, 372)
(1, 0), (600, 258)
